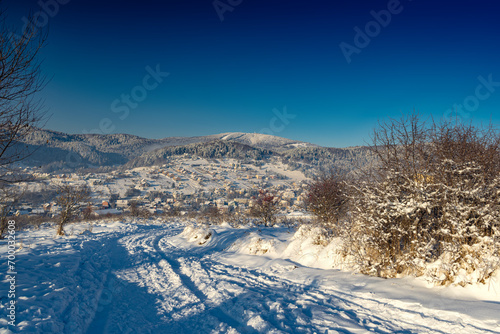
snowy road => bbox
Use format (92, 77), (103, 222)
(85, 224), (500, 334)
(2, 220), (500, 333)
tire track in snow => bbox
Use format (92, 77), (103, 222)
(118, 229), (205, 318)
(198, 260), (392, 334)
(157, 236), (347, 333)
(194, 259), (314, 333)
(152, 233), (258, 334)
(157, 233), (397, 333)
(89, 225), (499, 334)
(86, 225), (193, 333)
(156, 231), (498, 334)
(206, 260), (492, 334)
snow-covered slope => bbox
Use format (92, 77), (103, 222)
(17, 129), (373, 174)
(2, 219), (499, 333)
(17, 129), (318, 169)
(206, 132), (318, 152)
(126, 140), (273, 168)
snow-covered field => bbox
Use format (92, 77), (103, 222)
(1, 219), (500, 333)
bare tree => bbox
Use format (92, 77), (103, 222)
(128, 200), (149, 218)
(129, 200), (140, 217)
(204, 205), (222, 224)
(369, 111), (430, 180)
(306, 171), (347, 236)
(251, 189), (278, 227)
(82, 202), (93, 221)
(0, 7), (47, 181)
(430, 120), (500, 182)
(55, 184), (91, 236)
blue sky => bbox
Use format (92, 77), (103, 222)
(4, 0), (500, 147)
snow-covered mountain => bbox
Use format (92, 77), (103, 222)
(126, 140), (273, 168)
(16, 128), (373, 173)
(16, 129), (316, 167)
(140, 132), (318, 154)
(205, 132), (318, 151)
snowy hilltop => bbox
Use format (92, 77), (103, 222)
(15, 128), (373, 173)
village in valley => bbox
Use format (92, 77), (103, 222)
(12, 156), (311, 220)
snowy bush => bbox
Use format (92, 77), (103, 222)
(283, 224), (356, 270)
(349, 171), (436, 277)
(306, 171), (348, 237)
(427, 161), (500, 285)
(346, 114), (500, 284)
(292, 224), (331, 247)
(229, 232), (277, 255)
(181, 224), (214, 245)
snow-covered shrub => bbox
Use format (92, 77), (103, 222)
(228, 232), (276, 255)
(181, 224), (214, 245)
(349, 171), (437, 277)
(293, 224), (331, 246)
(347, 113), (500, 284)
(284, 224), (356, 270)
(306, 171), (348, 237)
(427, 237), (500, 286)
(245, 236), (275, 255)
(349, 162), (500, 282)
(426, 161), (500, 285)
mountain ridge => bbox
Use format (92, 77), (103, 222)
(17, 129), (315, 167)
(16, 128), (374, 173)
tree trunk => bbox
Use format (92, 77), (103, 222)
(0, 219), (7, 239)
(57, 215), (69, 236)
(56, 222), (65, 236)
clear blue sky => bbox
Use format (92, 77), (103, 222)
(4, 0), (500, 147)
